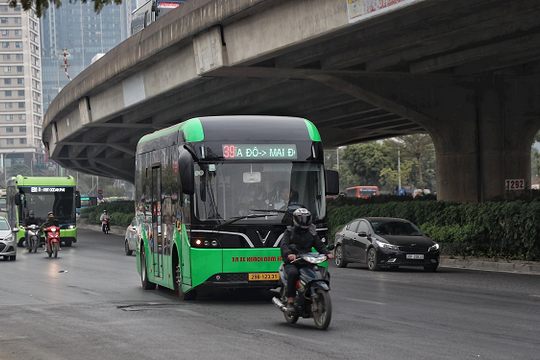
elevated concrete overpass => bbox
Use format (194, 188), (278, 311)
(43, 0), (540, 202)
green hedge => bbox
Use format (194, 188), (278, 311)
(81, 201), (134, 227)
(327, 198), (540, 261)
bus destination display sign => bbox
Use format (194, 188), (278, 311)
(30, 187), (66, 193)
(222, 144), (297, 159)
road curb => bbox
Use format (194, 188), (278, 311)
(440, 257), (540, 275)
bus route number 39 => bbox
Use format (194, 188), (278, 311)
(249, 273), (279, 281)
(505, 179), (525, 190)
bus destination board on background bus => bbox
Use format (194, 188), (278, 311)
(222, 144), (297, 159)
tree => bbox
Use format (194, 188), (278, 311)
(9, 0), (122, 18)
(391, 134), (435, 189)
(103, 186), (126, 197)
(339, 142), (393, 189)
(379, 159), (414, 191)
(7, 163), (32, 178)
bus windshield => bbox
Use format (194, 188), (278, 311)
(194, 162), (326, 222)
(18, 187), (76, 223)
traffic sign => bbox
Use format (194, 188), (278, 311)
(98, 189), (103, 195)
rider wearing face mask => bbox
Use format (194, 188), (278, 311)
(280, 208), (334, 313)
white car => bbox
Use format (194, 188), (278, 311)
(124, 217), (138, 256)
(0, 217), (17, 261)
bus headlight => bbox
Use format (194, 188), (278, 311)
(193, 238), (220, 248)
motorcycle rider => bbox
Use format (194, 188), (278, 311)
(39, 211), (60, 251)
(100, 210), (111, 233)
(280, 208), (334, 313)
(22, 210), (40, 247)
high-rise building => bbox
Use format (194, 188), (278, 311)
(0, 2), (44, 179)
(40, 1), (134, 114)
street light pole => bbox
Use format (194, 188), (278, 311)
(398, 150), (402, 191)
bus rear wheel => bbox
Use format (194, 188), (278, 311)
(140, 246), (156, 290)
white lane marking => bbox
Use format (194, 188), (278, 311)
(257, 329), (328, 345)
(344, 297), (386, 306)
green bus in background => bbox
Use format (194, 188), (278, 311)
(6, 175), (81, 247)
(135, 116), (339, 300)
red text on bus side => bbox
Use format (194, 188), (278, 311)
(231, 256), (282, 262)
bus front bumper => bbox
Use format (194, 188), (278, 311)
(201, 272), (280, 289)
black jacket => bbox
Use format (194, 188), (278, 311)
(280, 224), (330, 263)
(23, 216), (40, 227)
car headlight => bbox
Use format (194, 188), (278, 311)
(429, 243), (440, 252)
(375, 240), (398, 251)
(68, 225), (75, 229)
(5, 233), (13, 241)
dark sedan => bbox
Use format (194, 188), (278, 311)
(334, 217), (439, 271)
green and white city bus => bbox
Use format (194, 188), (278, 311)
(6, 175), (81, 247)
(135, 116), (339, 299)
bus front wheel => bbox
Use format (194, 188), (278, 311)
(140, 246), (156, 290)
(174, 264), (196, 300)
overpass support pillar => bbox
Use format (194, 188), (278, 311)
(426, 77), (540, 202)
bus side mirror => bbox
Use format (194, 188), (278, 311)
(13, 194), (21, 206)
(76, 191), (81, 208)
(179, 150), (194, 195)
(325, 169), (339, 196)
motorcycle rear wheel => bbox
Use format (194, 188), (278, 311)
(312, 289), (332, 330)
(280, 287), (298, 324)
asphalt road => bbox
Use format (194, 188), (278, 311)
(1, 229), (539, 360)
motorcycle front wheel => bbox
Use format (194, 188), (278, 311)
(53, 242), (59, 258)
(32, 238), (38, 253)
(312, 289), (332, 330)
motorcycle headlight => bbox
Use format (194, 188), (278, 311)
(302, 255), (327, 264)
(376, 240), (398, 251)
(429, 243), (440, 252)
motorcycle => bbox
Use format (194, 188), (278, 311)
(102, 219), (110, 234)
(43, 226), (60, 258)
(25, 224), (40, 253)
(272, 250), (333, 330)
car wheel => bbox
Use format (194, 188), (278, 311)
(125, 240), (133, 256)
(9, 255), (16, 261)
(334, 246), (348, 268)
(367, 248), (381, 271)
(424, 265), (438, 272)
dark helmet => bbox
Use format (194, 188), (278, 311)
(47, 211), (54, 216)
(29, 210), (34, 215)
(293, 208), (312, 229)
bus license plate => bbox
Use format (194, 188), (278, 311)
(406, 254), (424, 259)
(249, 273), (279, 281)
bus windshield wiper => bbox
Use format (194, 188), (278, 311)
(213, 213), (276, 230)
